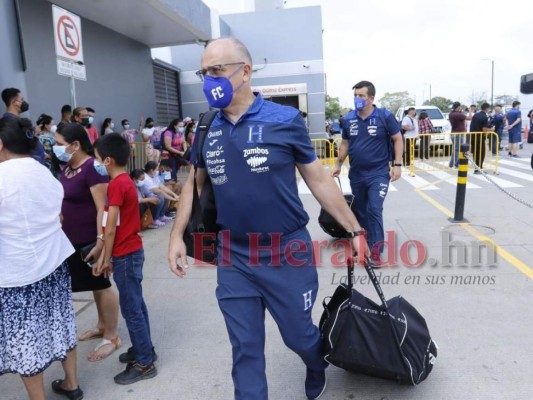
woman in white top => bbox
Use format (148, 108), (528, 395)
(0, 117), (83, 400)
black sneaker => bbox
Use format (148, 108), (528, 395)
(119, 346), (158, 364)
(114, 362), (157, 385)
(512, 154), (520, 158)
(51, 379), (84, 400)
(473, 170), (481, 174)
(305, 368), (327, 400)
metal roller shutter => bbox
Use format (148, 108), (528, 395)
(153, 62), (181, 126)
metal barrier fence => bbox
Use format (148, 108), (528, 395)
(126, 142), (150, 172)
(405, 131), (500, 176)
(312, 132), (500, 175)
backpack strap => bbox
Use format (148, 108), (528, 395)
(195, 110), (218, 166)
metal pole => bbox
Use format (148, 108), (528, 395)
(429, 84), (432, 102)
(69, 76), (77, 108)
(491, 60), (494, 107)
(450, 144), (470, 223)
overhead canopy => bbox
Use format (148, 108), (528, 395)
(47, 0), (212, 47)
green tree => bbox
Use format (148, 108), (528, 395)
(325, 95), (342, 121)
(378, 91), (414, 115)
(422, 96), (454, 112)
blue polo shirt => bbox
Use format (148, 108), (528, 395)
(191, 93), (316, 241)
(341, 106), (400, 178)
(506, 108), (521, 135)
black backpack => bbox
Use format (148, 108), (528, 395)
(183, 110), (219, 264)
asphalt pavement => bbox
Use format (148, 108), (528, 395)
(2, 145), (533, 400)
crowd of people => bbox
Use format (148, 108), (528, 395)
(2, 35), (532, 400)
(0, 86), (199, 399)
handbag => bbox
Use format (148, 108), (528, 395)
(141, 207), (154, 230)
(318, 177), (356, 238)
(183, 110), (219, 264)
(319, 257), (438, 385)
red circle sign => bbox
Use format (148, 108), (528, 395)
(56, 15), (80, 57)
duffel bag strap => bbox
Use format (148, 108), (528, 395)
(347, 256), (390, 313)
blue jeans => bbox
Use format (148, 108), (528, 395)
(112, 248), (154, 365)
(449, 134), (463, 167)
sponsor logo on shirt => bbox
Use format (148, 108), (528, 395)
(208, 130), (223, 138)
(349, 120), (358, 136)
(206, 146), (224, 158)
(206, 158), (225, 165)
(243, 147), (270, 173)
(211, 175), (228, 185)
(209, 139), (218, 146)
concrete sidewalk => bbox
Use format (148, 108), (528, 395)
(2, 148), (533, 399)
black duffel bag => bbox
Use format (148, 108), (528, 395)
(319, 257), (438, 385)
(183, 110), (219, 265)
(318, 178), (355, 238)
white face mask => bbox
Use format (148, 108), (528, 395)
(50, 125), (57, 134)
(162, 171), (171, 180)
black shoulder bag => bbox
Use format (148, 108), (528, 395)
(183, 110), (219, 264)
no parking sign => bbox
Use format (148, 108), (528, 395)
(52, 5), (86, 80)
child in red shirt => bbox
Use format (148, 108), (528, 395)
(93, 133), (157, 385)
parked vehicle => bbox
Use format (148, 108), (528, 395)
(396, 105), (452, 155)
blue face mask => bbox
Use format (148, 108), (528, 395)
(94, 159), (108, 176)
(202, 64), (244, 109)
(354, 97), (366, 111)
(53, 144), (74, 162)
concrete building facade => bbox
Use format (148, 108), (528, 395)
(175, 5), (326, 134)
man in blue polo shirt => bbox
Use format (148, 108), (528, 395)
(168, 37), (367, 400)
(332, 81), (403, 264)
(506, 100), (522, 158)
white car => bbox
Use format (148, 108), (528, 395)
(396, 105), (452, 154)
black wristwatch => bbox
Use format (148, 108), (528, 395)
(393, 163), (402, 167)
(345, 229), (365, 238)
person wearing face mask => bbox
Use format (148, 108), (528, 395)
(163, 118), (189, 180)
(0, 117), (85, 400)
(142, 161), (179, 225)
(85, 107), (99, 144)
(120, 118), (137, 164)
(130, 169), (163, 229)
(168, 37), (368, 400)
(54, 123), (121, 362)
(1, 87), (47, 167)
(332, 80), (403, 265)
(142, 117), (160, 163)
(36, 113), (60, 177)
(101, 117), (115, 136)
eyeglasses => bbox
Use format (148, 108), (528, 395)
(195, 62), (245, 81)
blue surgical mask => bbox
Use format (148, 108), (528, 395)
(93, 160), (108, 176)
(178, 127), (185, 134)
(202, 64), (244, 109)
(53, 144), (73, 162)
(136, 180), (145, 188)
(354, 97), (366, 111)
(88, 116), (94, 125)
(110, 122), (114, 129)
(123, 124), (130, 130)
(162, 171), (171, 180)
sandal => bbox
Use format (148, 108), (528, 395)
(77, 327), (104, 341)
(87, 337), (121, 362)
